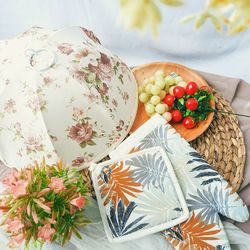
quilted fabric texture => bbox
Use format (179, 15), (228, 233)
(91, 147), (189, 242)
(110, 114), (249, 249)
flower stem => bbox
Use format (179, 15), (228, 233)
(212, 109), (250, 118)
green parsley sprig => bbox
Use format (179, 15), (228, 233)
(173, 89), (214, 122)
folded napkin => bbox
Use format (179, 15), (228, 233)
(110, 114), (249, 249)
(90, 147), (189, 242)
(197, 71), (250, 234)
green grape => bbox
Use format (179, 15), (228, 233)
(148, 76), (155, 84)
(145, 83), (153, 94)
(150, 95), (161, 105)
(165, 76), (175, 85)
(151, 85), (161, 95)
(143, 79), (150, 86)
(169, 85), (176, 95)
(155, 103), (166, 114)
(139, 93), (149, 103)
(175, 76), (183, 83)
(159, 90), (166, 100)
(165, 84), (170, 94)
(155, 70), (165, 78)
(164, 104), (169, 112)
(145, 103), (155, 114)
(162, 112), (172, 122)
(177, 81), (187, 88)
(138, 86), (144, 94)
(155, 79), (165, 89)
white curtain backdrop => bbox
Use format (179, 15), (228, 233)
(0, 0), (250, 81)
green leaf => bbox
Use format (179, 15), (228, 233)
(198, 95), (207, 102)
(72, 226), (82, 239)
(178, 98), (184, 105)
(92, 131), (98, 136)
(80, 142), (87, 148)
(87, 140), (96, 146)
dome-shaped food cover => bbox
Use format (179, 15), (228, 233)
(0, 26), (138, 169)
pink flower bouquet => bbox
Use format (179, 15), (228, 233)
(0, 160), (90, 249)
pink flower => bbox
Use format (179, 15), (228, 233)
(58, 43), (73, 55)
(72, 157), (85, 167)
(73, 69), (87, 82)
(43, 76), (54, 86)
(25, 136), (44, 154)
(88, 53), (112, 82)
(80, 27), (101, 44)
(4, 99), (16, 113)
(8, 233), (24, 248)
(68, 123), (93, 144)
(2, 170), (20, 187)
(72, 107), (85, 120)
(37, 223), (56, 241)
(75, 48), (89, 59)
(70, 196), (85, 210)
(48, 177), (66, 193)
(98, 83), (109, 96)
(6, 218), (24, 232)
(9, 180), (28, 198)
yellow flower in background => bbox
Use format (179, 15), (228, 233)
(118, 0), (250, 35)
(118, 0), (182, 36)
(189, 0), (250, 34)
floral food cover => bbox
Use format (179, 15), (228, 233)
(0, 26), (138, 169)
(110, 114), (249, 249)
(90, 147), (189, 242)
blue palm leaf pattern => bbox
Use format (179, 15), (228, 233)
(187, 151), (222, 186)
(125, 152), (169, 192)
(107, 200), (148, 237)
(186, 185), (230, 225)
(137, 124), (173, 154)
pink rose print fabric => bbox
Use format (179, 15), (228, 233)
(0, 26), (138, 169)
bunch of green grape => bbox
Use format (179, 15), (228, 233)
(138, 70), (187, 121)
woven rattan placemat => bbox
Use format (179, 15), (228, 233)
(190, 91), (246, 192)
(83, 91), (246, 194)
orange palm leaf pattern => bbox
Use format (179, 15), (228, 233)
(165, 212), (221, 250)
(98, 161), (142, 207)
(129, 147), (140, 154)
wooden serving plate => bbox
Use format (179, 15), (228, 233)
(130, 62), (215, 142)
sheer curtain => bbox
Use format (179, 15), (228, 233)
(0, 0), (250, 81)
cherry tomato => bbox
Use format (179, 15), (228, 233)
(173, 86), (185, 99)
(186, 82), (198, 95)
(200, 85), (212, 93)
(163, 94), (175, 106)
(185, 98), (198, 111)
(171, 110), (182, 122)
(183, 117), (196, 129)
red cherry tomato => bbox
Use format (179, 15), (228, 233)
(183, 117), (196, 129)
(173, 86), (185, 99)
(186, 82), (198, 95)
(185, 98), (198, 111)
(200, 85), (212, 93)
(163, 95), (175, 106)
(171, 110), (182, 123)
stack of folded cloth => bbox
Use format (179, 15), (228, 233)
(91, 114), (249, 249)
